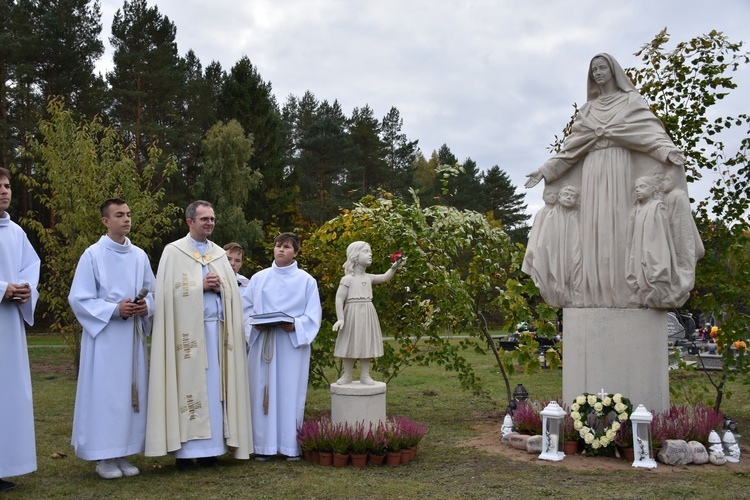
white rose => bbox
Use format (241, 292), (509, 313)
(599, 436), (610, 447)
(574, 420), (583, 430)
(590, 439), (601, 448)
(606, 429), (617, 440)
(570, 411), (581, 421)
(587, 395), (597, 405)
(594, 402), (603, 413)
(602, 397), (612, 406)
(576, 396), (586, 405)
(611, 422), (621, 432)
(613, 393), (623, 403)
(618, 412), (629, 422)
(571, 403), (580, 411)
(584, 433), (594, 444)
(614, 402), (627, 413)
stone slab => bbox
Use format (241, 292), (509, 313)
(563, 308), (669, 413)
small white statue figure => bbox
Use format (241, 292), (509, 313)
(501, 414), (514, 437)
(708, 430), (726, 465)
(723, 430), (741, 463)
(332, 242), (406, 385)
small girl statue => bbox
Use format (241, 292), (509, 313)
(332, 241), (406, 385)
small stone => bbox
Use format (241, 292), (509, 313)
(687, 441), (708, 465)
(501, 432), (517, 445)
(709, 451), (727, 465)
(657, 439), (692, 465)
(509, 433), (530, 451)
(526, 435), (543, 454)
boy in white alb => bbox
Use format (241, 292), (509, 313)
(69, 198), (155, 479)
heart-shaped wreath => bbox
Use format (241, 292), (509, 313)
(570, 392), (633, 455)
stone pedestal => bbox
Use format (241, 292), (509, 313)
(563, 308), (669, 413)
(330, 381), (386, 427)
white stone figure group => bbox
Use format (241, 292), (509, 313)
(524, 53), (704, 309)
(332, 242), (405, 385)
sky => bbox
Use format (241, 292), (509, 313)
(94, 0), (750, 215)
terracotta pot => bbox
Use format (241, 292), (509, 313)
(368, 453), (385, 466)
(319, 451), (333, 467)
(564, 440), (579, 456)
(333, 452), (349, 467)
(302, 449), (312, 462)
(401, 447), (415, 464)
(386, 451), (402, 467)
(623, 447), (635, 462)
(350, 453), (367, 469)
(311, 450), (320, 464)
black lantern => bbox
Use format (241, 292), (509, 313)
(513, 384), (529, 402)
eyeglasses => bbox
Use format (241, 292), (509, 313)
(194, 217), (216, 223)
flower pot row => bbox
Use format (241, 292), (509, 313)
(304, 447), (419, 467)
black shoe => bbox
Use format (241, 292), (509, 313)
(196, 456), (220, 468)
(254, 454), (273, 462)
(0, 479), (15, 492)
(175, 458), (197, 471)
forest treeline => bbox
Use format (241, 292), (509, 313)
(1, 0), (530, 260)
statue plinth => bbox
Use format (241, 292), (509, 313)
(563, 308), (669, 413)
(330, 381), (386, 428)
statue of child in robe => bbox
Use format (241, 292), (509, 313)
(332, 241), (406, 385)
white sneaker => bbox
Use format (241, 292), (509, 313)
(96, 459), (123, 479)
(114, 457), (140, 477)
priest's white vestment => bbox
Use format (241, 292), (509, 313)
(0, 214), (40, 478)
(243, 261), (321, 456)
(145, 235), (252, 459)
(68, 235), (155, 460)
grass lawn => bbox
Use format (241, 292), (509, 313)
(17, 334), (750, 499)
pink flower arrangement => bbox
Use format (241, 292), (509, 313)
(650, 403), (724, 448)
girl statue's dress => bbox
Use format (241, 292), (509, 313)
(333, 273), (384, 359)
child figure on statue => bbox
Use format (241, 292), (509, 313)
(332, 241), (405, 385)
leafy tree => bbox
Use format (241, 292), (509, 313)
(108, 0), (183, 167)
(348, 104), (387, 196)
(443, 157), (484, 211)
(20, 98), (179, 371)
(481, 165), (530, 243)
(412, 150), (440, 206)
(380, 106), (418, 198)
(193, 119), (263, 252)
(218, 56), (294, 228)
(628, 29), (750, 412)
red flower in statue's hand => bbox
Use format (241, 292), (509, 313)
(391, 251), (403, 263)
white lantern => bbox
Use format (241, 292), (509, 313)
(501, 413), (514, 436)
(538, 401), (566, 461)
(630, 404), (656, 468)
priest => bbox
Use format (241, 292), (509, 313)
(146, 200), (252, 469)
(68, 198), (155, 479)
(0, 167), (40, 493)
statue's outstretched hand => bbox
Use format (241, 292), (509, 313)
(332, 320), (344, 332)
(391, 256), (407, 270)
(525, 170), (543, 189)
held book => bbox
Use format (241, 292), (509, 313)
(249, 311), (295, 327)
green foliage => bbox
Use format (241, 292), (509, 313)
(303, 187), (516, 397)
(19, 98), (179, 370)
(629, 29), (750, 412)
(194, 119), (263, 250)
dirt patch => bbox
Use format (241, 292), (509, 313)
(462, 419), (750, 473)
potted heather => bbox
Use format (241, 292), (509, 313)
(331, 422), (352, 467)
(368, 421), (388, 465)
(296, 419), (319, 462)
(385, 420), (404, 467)
(562, 413), (579, 455)
(350, 421), (368, 469)
(316, 417), (334, 466)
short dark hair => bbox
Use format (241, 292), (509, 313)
(223, 242), (244, 257)
(100, 198), (127, 218)
(0, 167), (10, 181)
(185, 200), (212, 220)
(274, 232), (300, 252)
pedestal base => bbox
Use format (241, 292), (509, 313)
(330, 381), (386, 427)
(563, 308), (669, 413)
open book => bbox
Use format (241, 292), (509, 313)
(248, 311), (295, 327)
